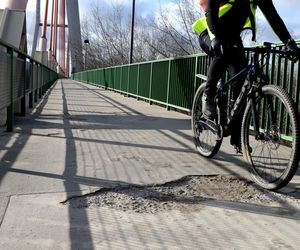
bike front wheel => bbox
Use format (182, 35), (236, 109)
(191, 83), (222, 158)
(241, 85), (300, 190)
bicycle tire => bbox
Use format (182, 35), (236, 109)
(241, 85), (300, 190)
(191, 83), (222, 158)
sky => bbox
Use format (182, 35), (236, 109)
(0, 0), (299, 50)
(78, 0), (300, 43)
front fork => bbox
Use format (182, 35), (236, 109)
(250, 89), (276, 141)
(250, 96), (261, 140)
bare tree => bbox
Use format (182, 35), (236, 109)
(80, 0), (202, 69)
(147, 0), (201, 57)
(80, 0), (270, 69)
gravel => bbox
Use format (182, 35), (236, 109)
(64, 175), (300, 213)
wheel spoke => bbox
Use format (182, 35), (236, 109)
(242, 85), (300, 190)
(192, 84), (222, 158)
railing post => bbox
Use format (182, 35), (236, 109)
(6, 48), (14, 132)
(136, 64), (140, 100)
(166, 59), (171, 111)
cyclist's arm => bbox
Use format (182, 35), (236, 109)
(257, 0), (292, 44)
(205, 0), (222, 38)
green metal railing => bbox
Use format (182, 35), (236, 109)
(74, 54), (210, 112)
(74, 44), (300, 114)
(0, 39), (59, 131)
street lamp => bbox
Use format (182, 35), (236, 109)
(129, 0), (136, 64)
(84, 38), (90, 70)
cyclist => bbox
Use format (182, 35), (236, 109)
(192, 0), (300, 152)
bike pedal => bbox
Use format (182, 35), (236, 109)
(234, 146), (243, 154)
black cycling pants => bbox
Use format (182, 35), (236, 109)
(199, 33), (248, 146)
(199, 32), (247, 98)
(205, 44), (247, 99)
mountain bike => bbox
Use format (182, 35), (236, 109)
(191, 43), (300, 190)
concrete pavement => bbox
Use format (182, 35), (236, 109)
(0, 79), (299, 249)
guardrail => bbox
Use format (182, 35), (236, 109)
(0, 38), (59, 132)
(74, 43), (300, 114)
(74, 54), (210, 112)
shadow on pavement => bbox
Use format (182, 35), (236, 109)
(0, 79), (299, 248)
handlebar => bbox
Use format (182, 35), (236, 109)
(245, 42), (300, 62)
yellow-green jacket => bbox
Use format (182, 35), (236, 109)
(192, 0), (257, 40)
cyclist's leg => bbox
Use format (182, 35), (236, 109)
(198, 32), (226, 119)
(205, 55), (227, 97)
(204, 55), (226, 119)
(225, 45), (248, 151)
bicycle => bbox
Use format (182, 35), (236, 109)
(191, 42), (300, 190)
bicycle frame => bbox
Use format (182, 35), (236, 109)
(215, 66), (254, 131)
(214, 53), (273, 141)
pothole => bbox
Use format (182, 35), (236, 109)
(63, 175), (300, 213)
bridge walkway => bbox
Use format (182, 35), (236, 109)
(0, 79), (299, 249)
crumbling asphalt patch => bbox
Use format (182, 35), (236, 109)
(62, 175), (300, 213)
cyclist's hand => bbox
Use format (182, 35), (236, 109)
(286, 39), (300, 61)
(211, 38), (224, 56)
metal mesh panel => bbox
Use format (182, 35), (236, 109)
(99, 69), (104, 85)
(13, 57), (25, 100)
(26, 61), (32, 92)
(169, 57), (196, 110)
(109, 68), (114, 88)
(83, 71), (87, 82)
(114, 67), (121, 90)
(30, 63), (34, 91)
(33, 64), (38, 90)
(38, 66), (42, 89)
(107, 68), (114, 88)
(138, 63), (151, 98)
(0, 51), (10, 109)
(151, 61), (169, 102)
(90, 70), (94, 83)
(44, 67), (47, 85)
(128, 65), (138, 95)
(120, 66), (129, 92)
(93, 70), (97, 85)
(40, 67), (44, 87)
(95, 70), (99, 85)
(102, 69), (107, 87)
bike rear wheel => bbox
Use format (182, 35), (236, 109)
(191, 83), (222, 158)
(241, 85), (300, 190)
